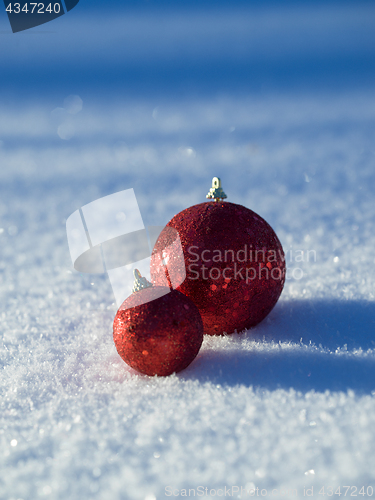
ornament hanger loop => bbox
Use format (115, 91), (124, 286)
(132, 269), (153, 293)
(206, 176), (227, 202)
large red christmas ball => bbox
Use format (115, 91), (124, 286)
(150, 201), (285, 335)
(113, 286), (203, 376)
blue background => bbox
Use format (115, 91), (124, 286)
(1, 0), (375, 100)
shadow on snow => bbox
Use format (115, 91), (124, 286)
(181, 299), (375, 394)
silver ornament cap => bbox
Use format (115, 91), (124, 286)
(132, 269), (153, 294)
(206, 177), (227, 202)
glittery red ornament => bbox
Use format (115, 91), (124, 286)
(113, 273), (203, 376)
(151, 178), (286, 336)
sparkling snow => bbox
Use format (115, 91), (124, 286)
(1, 1), (375, 499)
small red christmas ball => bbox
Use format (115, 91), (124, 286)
(151, 178), (285, 336)
(113, 275), (203, 376)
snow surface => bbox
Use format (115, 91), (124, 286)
(1, 1), (375, 499)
